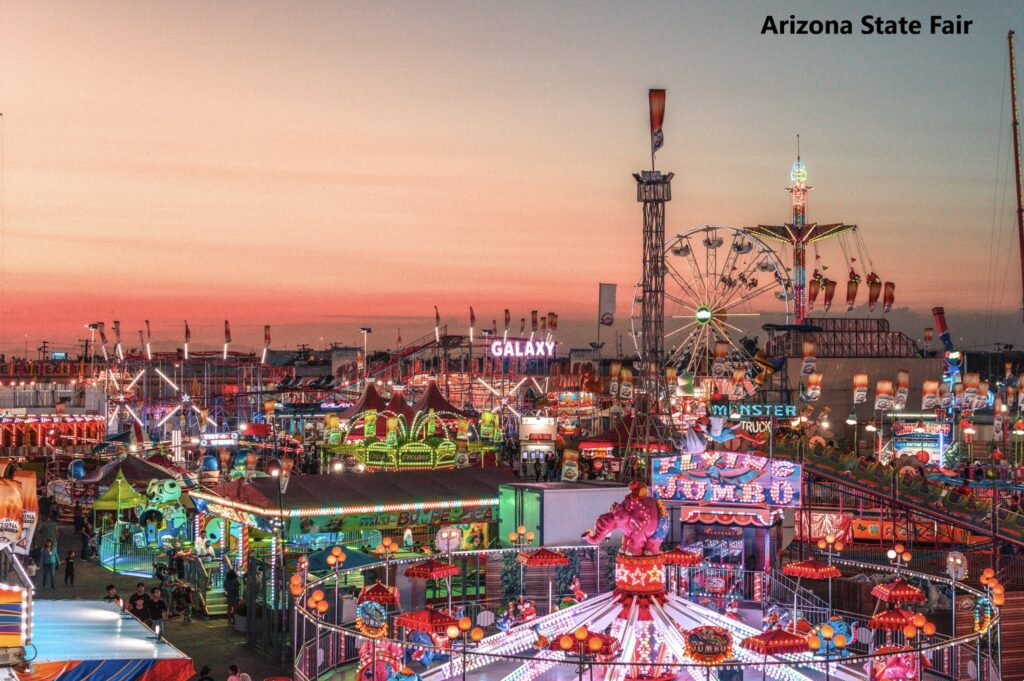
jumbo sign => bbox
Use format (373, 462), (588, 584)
(489, 339), (556, 358)
(651, 451), (802, 508)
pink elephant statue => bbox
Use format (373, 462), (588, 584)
(582, 483), (669, 556)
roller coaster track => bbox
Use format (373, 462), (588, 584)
(778, 438), (1024, 549)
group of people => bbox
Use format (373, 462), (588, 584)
(517, 450), (562, 482)
(196, 664), (251, 681)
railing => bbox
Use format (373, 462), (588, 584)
(98, 531), (164, 577)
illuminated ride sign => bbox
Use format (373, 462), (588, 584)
(709, 402), (797, 419)
(489, 339), (556, 358)
(651, 451), (801, 508)
(200, 432), (239, 448)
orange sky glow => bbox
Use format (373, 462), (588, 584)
(1, 2), (1022, 353)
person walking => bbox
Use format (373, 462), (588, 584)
(227, 664), (241, 681)
(196, 666), (214, 681)
(63, 550), (75, 586)
(224, 570), (241, 626)
(80, 522), (92, 561)
(39, 540), (58, 589)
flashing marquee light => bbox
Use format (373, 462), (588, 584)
(684, 625), (734, 665)
(190, 490), (499, 519)
(652, 451), (801, 508)
(614, 554), (665, 594)
(199, 432), (239, 448)
(709, 403), (797, 419)
(489, 339), (556, 358)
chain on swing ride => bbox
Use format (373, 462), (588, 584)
(631, 156), (892, 391)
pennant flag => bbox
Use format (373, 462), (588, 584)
(599, 283), (617, 326)
(264, 325), (271, 347)
(649, 89), (666, 155)
(184, 320), (191, 343)
(531, 310), (538, 332)
(145, 320), (152, 340)
(504, 309), (510, 331)
(470, 307), (476, 327)
(224, 320), (232, 344)
(434, 306), (441, 326)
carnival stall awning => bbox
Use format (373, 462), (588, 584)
(21, 600), (193, 681)
(781, 557), (841, 580)
(740, 626), (809, 656)
(385, 389), (416, 424)
(871, 579), (926, 604)
(358, 580), (399, 606)
(78, 454), (181, 487)
(517, 547), (569, 567)
(193, 466), (515, 518)
(91, 472), (146, 511)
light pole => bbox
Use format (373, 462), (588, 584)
(359, 328), (373, 386)
(508, 525), (535, 598)
(557, 625), (603, 681)
(886, 544), (913, 575)
(902, 613), (936, 681)
(816, 533), (844, 610)
(446, 616), (483, 681)
(374, 536), (397, 588)
(326, 546), (346, 625)
(436, 526), (462, 612)
(808, 623), (847, 681)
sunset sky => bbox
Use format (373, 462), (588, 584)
(0, 1), (1021, 354)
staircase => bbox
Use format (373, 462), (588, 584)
(204, 588), (228, 617)
(1000, 591), (1024, 681)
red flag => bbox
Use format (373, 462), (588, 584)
(504, 309), (511, 331)
(224, 320), (232, 344)
(531, 310), (538, 332)
(649, 89), (666, 154)
(145, 320), (151, 340)
(184, 320), (191, 343)
(434, 306), (441, 326)
(470, 307), (476, 327)
(264, 325), (271, 347)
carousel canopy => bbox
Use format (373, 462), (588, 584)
(358, 580), (399, 606)
(199, 466), (515, 515)
(338, 383), (389, 420)
(411, 380), (472, 418)
(78, 454), (179, 487)
(871, 579), (926, 604)
(780, 557), (841, 580)
(91, 471), (146, 511)
(517, 547), (569, 567)
(740, 627), (809, 656)
(404, 558), (460, 580)
(394, 607), (459, 633)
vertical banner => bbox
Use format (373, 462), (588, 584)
(363, 410), (378, 439)
(805, 373), (823, 401)
(976, 381), (990, 411)
(963, 373), (980, 409)
(0, 480), (23, 547)
(12, 470), (37, 555)
(874, 380), (894, 410)
(729, 367), (747, 401)
(649, 89), (666, 155)
(852, 373), (869, 404)
(598, 283), (617, 326)
(801, 339), (817, 375)
(224, 320), (232, 344)
(619, 368), (634, 400)
(711, 340), (729, 378)
(939, 382), (952, 409)
(608, 360), (621, 397)
(921, 380), (940, 410)
(894, 370), (910, 410)
(883, 281), (895, 312)
(561, 450), (580, 482)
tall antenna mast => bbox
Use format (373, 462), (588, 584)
(1009, 31), (1024, 321)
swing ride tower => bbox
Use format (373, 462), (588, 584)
(746, 156), (857, 323)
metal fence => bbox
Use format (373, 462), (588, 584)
(98, 531), (164, 577)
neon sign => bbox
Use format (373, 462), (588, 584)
(651, 451), (802, 508)
(489, 339), (556, 358)
(709, 403), (797, 419)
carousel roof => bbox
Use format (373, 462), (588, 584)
(200, 466), (516, 513)
(338, 383), (389, 420)
(411, 380), (472, 418)
(358, 580), (399, 606)
(871, 579), (926, 604)
(740, 627), (810, 656)
(91, 471), (146, 511)
(404, 558), (460, 579)
(78, 454), (179, 487)
(780, 557), (841, 580)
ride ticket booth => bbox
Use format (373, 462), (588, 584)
(518, 416), (557, 466)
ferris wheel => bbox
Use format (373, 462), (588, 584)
(631, 225), (791, 381)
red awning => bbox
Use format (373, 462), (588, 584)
(394, 607), (459, 633)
